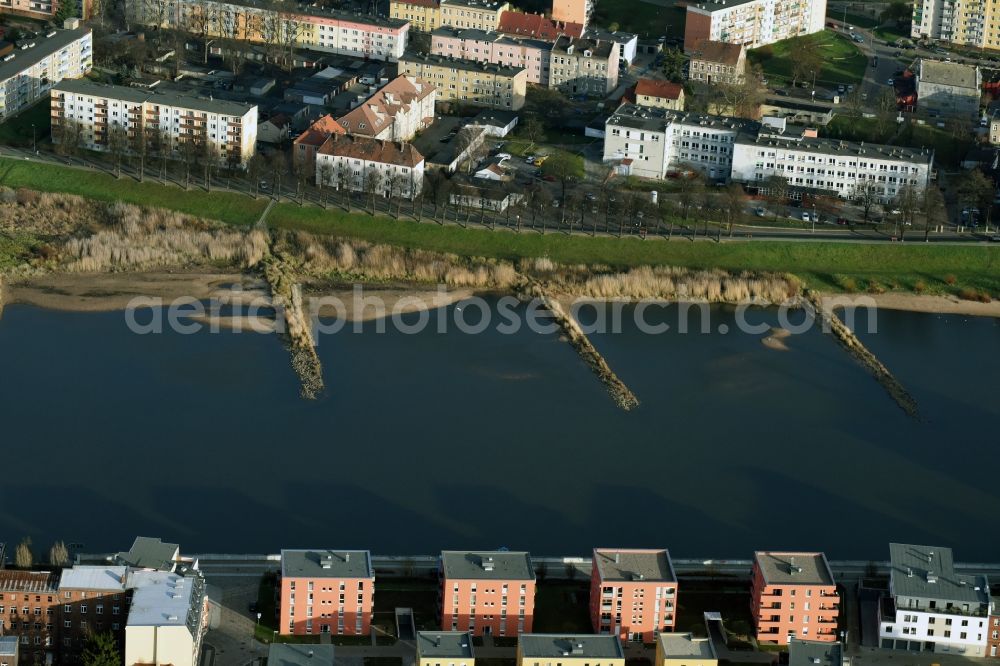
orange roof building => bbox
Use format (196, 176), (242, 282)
(634, 78), (685, 110)
(337, 75), (436, 142)
(497, 10), (584, 40)
(293, 114), (347, 170)
(315, 133), (425, 199)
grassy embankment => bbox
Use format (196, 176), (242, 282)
(750, 31), (867, 88)
(1, 157), (998, 296)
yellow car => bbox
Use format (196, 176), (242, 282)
(532, 156), (548, 166)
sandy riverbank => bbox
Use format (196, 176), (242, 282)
(826, 292), (1000, 318)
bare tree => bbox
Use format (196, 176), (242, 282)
(676, 168), (706, 222)
(107, 124), (129, 178)
(280, 17), (300, 70)
(722, 183), (746, 237)
(292, 151), (310, 204)
(364, 167), (383, 215)
(49, 541), (70, 567)
(317, 161), (334, 208)
(247, 152), (265, 198)
(851, 178), (881, 223)
(15, 537), (33, 569)
(875, 88), (898, 138)
(131, 123), (149, 182)
(185, 0), (213, 64)
(268, 151), (287, 199)
(154, 127), (172, 183)
(53, 116), (82, 157)
(178, 135), (200, 190)
(921, 185), (946, 241)
(893, 183), (921, 240)
(336, 161), (352, 211)
(762, 174), (789, 222)
(714, 65), (765, 118)
(389, 173), (407, 219)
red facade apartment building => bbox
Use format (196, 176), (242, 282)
(440, 551), (536, 636)
(590, 549), (679, 643)
(57, 565), (130, 661)
(0, 570), (61, 666)
(279, 550), (374, 636)
(988, 603), (1000, 658)
(751, 552), (839, 645)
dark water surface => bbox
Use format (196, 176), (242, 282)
(0, 301), (997, 558)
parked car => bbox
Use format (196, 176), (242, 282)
(585, 192), (597, 201)
(801, 211), (811, 222)
(888, 78), (894, 86)
(990, 235), (1000, 242)
(755, 207), (766, 217)
(533, 156), (549, 166)
(496, 152), (512, 160)
(775, 88), (789, 96)
(837, 84), (846, 93)
(524, 154), (536, 163)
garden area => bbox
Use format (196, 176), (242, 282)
(0, 100), (52, 148)
(749, 31), (867, 88)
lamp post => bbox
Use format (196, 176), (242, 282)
(812, 204), (817, 233)
(31, 123), (37, 153)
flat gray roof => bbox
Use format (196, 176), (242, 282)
(59, 565), (129, 591)
(53, 79), (256, 116)
(281, 550), (374, 579)
(738, 130), (934, 165)
(441, 551), (534, 580)
(268, 644), (336, 666)
(919, 58), (980, 89)
(755, 552), (834, 586)
(519, 635), (623, 659)
(400, 51), (525, 77)
(126, 570), (202, 629)
(0, 28), (91, 83)
(687, 0), (762, 14)
(417, 631), (474, 658)
(788, 639), (843, 666)
(608, 103), (757, 134)
(657, 633), (717, 660)
(432, 26), (552, 50)
(889, 543), (989, 604)
(594, 549), (676, 583)
(115, 536), (180, 571)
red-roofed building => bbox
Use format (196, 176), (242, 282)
(497, 10), (584, 41)
(687, 39), (747, 85)
(635, 78), (685, 110)
(294, 115), (348, 172)
(315, 134), (425, 198)
(337, 76), (436, 142)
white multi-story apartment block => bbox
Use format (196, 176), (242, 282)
(315, 134), (425, 198)
(431, 27), (553, 85)
(683, 0), (827, 50)
(0, 25), (92, 121)
(877, 544), (993, 657)
(337, 75), (436, 142)
(125, 570), (209, 666)
(603, 104), (750, 181)
(51, 79), (258, 165)
(730, 119), (934, 201)
(131, 0), (409, 61)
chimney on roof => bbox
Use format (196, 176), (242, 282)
(483, 556), (495, 572)
(927, 571), (937, 584)
(614, 552), (620, 564)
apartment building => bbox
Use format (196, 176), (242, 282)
(58, 565), (130, 661)
(634, 79), (685, 111)
(731, 119), (934, 201)
(269, 644), (336, 666)
(518, 635), (624, 666)
(0, 571), (60, 666)
(391, 0), (442, 31)
(750, 552), (839, 645)
(552, 0), (590, 26)
(440, 0), (510, 31)
(398, 51), (527, 109)
(279, 550), (375, 636)
(115, 537), (185, 571)
(655, 633), (718, 666)
(988, 601), (1000, 658)
(0, 0), (90, 20)
(687, 40), (746, 84)
(585, 27), (639, 65)
(683, 0), (827, 50)
(417, 631), (475, 666)
(51, 79), (258, 166)
(132, 0), (409, 62)
(0, 637), (17, 666)
(338, 75), (436, 141)
(431, 27), (552, 85)
(295, 114), (348, 172)
(125, 570), (209, 666)
(917, 59), (982, 118)
(878, 544), (992, 656)
(0, 25), (92, 121)
(315, 133), (425, 197)
(911, 0), (1000, 50)
(440, 551), (536, 636)
(497, 10), (584, 40)
(788, 639), (848, 666)
(549, 35), (619, 96)
(590, 549), (679, 643)
(604, 104), (752, 181)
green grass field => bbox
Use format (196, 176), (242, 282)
(2, 157), (999, 295)
(750, 31), (867, 87)
(591, 0), (685, 39)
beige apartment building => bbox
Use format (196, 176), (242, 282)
(687, 39), (746, 84)
(655, 633), (718, 666)
(51, 79), (258, 165)
(549, 35), (620, 96)
(390, 0), (442, 31)
(398, 52), (527, 109)
(684, 0), (827, 50)
(0, 25), (92, 121)
(912, 0), (1000, 50)
(417, 631), (475, 666)
(0, 0), (90, 20)
(431, 27), (553, 85)
(440, 0), (510, 31)
(518, 635), (625, 666)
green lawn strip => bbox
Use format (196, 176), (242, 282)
(0, 157), (267, 225)
(750, 32), (866, 87)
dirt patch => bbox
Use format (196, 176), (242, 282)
(761, 326), (791, 351)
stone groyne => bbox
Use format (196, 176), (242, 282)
(262, 255), (324, 400)
(804, 290), (918, 418)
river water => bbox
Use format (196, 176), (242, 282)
(0, 300), (998, 559)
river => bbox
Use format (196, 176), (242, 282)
(0, 300), (997, 559)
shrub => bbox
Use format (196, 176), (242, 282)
(957, 287), (991, 303)
(839, 276), (858, 293)
(15, 188), (39, 206)
(944, 274), (957, 285)
(867, 280), (885, 294)
(913, 280), (927, 294)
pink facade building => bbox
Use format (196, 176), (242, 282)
(430, 27), (553, 85)
(440, 551), (536, 636)
(590, 549), (679, 643)
(751, 552), (839, 645)
(280, 550), (374, 636)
